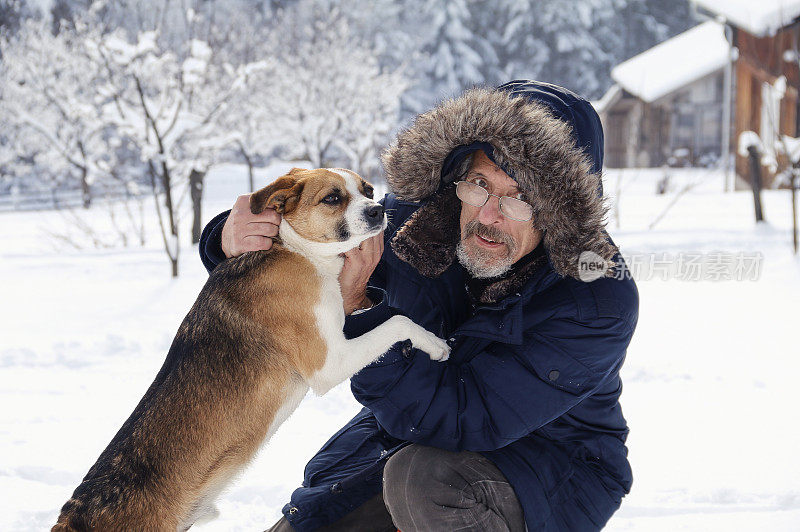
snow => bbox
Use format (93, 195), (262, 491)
(593, 83), (622, 115)
(694, 0), (800, 37)
(780, 134), (800, 164)
(183, 40), (212, 86)
(738, 131), (764, 156)
(2, 165), (800, 530)
(611, 21), (730, 103)
(738, 131), (779, 172)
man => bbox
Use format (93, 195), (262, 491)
(199, 80), (638, 531)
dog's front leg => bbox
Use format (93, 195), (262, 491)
(308, 315), (449, 395)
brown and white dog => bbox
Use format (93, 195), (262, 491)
(52, 167), (449, 532)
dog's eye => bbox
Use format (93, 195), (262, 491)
(321, 193), (341, 205)
(363, 184), (374, 199)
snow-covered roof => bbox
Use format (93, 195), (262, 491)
(611, 21), (730, 103)
(592, 84), (622, 115)
(694, 0), (800, 37)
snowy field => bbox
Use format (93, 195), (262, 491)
(1, 164), (799, 530)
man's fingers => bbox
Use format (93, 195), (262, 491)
(342, 248), (366, 267)
(249, 207), (280, 225)
(232, 194), (279, 223)
(232, 194), (252, 213)
(222, 193), (283, 259)
(244, 221), (279, 237)
(362, 233), (384, 263)
(357, 232), (384, 254)
(240, 235), (274, 252)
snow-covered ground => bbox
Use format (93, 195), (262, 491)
(1, 165), (798, 530)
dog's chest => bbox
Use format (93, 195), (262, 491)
(309, 263), (347, 343)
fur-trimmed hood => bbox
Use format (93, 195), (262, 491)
(382, 80), (617, 281)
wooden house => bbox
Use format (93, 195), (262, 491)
(597, 1), (800, 188)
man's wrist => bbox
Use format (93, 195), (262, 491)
(350, 297), (375, 315)
(200, 210), (231, 273)
(343, 287), (390, 339)
(345, 294), (373, 315)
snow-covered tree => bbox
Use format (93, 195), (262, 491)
(402, 0), (485, 113)
(1, 0), (706, 268)
(0, 123), (42, 196)
(84, 26), (239, 274)
(0, 19), (121, 207)
(335, 62), (407, 178)
(265, 8), (407, 175)
(397, 0), (697, 107)
(213, 59), (279, 192)
(0, 0), (32, 36)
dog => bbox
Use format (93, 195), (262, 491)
(52, 167), (450, 531)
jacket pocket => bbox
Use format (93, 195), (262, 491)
(527, 333), (599, 395)
(304, 409), (400, 487)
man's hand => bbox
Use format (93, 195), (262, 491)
(340, 231), (384, 315)
(221, 194), (281, 258)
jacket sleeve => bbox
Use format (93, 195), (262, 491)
(199, 210), (231, 274)
(350, 314), (635, 452)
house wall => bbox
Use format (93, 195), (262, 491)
(638, 102), (670, 166)
(660, 73), (724, 166)
(604, 107), (630, 168)
(733, 23), (800, 187)
(601, 96), (641, 168)
(601, 74), (723, 169)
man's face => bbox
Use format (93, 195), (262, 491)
(456, 150), (543, 278)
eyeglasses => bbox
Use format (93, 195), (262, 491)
(455, 180), (534, 222)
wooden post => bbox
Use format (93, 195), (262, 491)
(239, 144), (255, 193)
(81, 169), (91, 209)
(190, 169), (205, 245)
(747, 145), (765, 222)
(792, 170), (799, 254)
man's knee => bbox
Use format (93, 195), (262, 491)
(382, 445), (525, 532)
(383, 445), (429, 507)
(383, 443), (418, 483)
(383, 445), (457, 501)
(383, 445), (464, 529)
(384, 446), (456, 509)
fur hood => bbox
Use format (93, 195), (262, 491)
(382, 82), (617, 281)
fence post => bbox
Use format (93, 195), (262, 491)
(190, 169), (205, 245)
(747, 145), (765, 222)
(792, 169), (799, 254)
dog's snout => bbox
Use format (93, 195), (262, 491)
(366, 205), (384, 220)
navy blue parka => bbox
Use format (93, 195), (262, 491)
(200, 81), (638, 531)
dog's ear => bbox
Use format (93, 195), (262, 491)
(250, 175), (304, 215)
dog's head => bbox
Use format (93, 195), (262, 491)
(250, 167), (384, 254)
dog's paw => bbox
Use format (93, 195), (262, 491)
(410, 330), (450, 362)
(385, 315), (450, 362)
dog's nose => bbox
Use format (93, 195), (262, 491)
(366, 205), (384, 220)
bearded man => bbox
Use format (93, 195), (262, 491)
(199, 80), (639, 531)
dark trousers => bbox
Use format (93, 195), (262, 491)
(266, 444), (525, 532)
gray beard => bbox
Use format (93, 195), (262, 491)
(456, 240), (514, 279)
